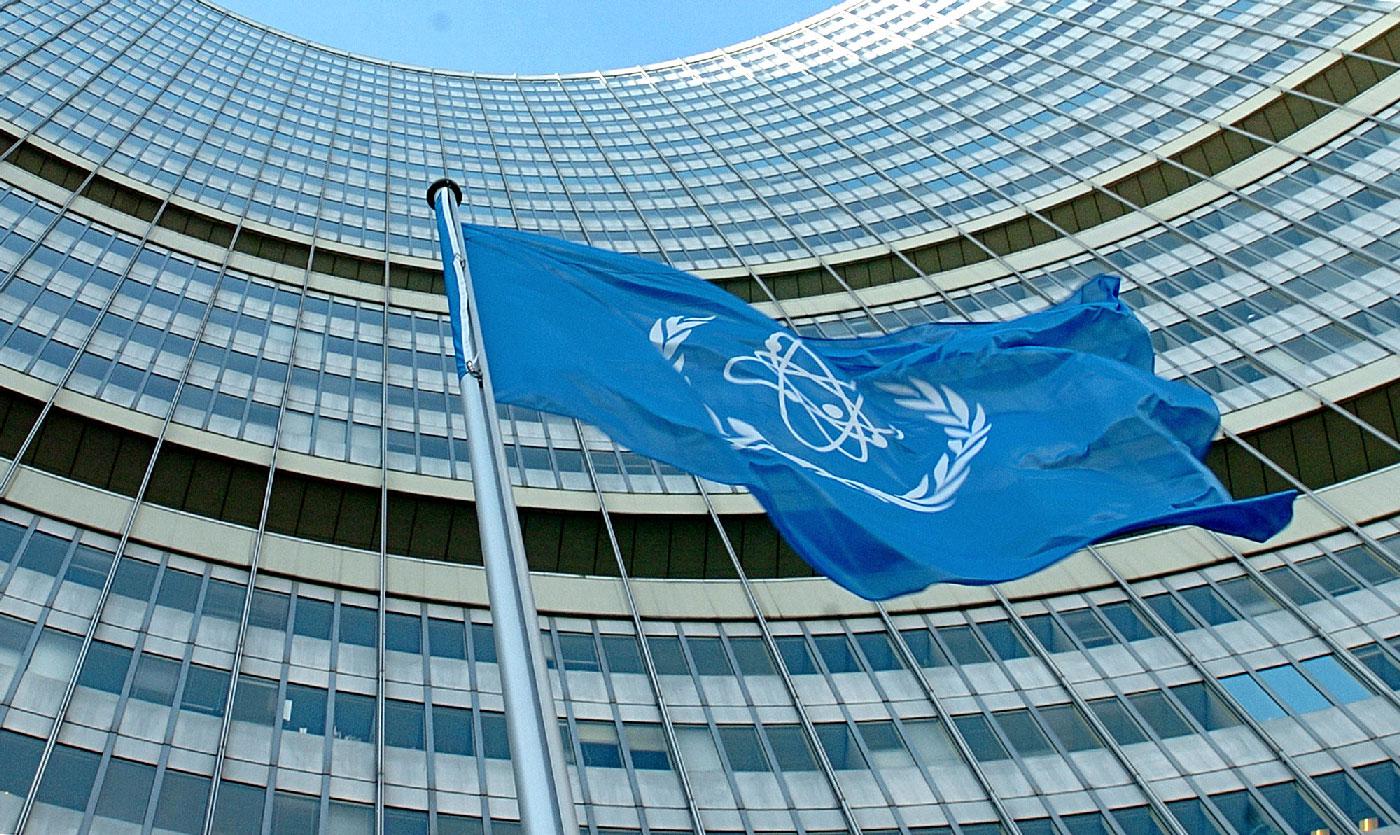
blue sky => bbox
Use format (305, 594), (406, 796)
(213, 0), (838, 74)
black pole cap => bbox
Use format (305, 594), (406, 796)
(425, 177), (463, 210)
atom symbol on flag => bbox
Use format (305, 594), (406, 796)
(724, 332), (902, 463)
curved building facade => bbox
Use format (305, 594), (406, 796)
(0, 0), (1397, 833)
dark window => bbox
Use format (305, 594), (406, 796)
(181, 664), (229, 716)
(385, 699), (425, 749)
(812, 634), (860, 673)
(333, 691), (375, 743)
(600, 635), (643, 674)
(283, 683), (327, 735)
(385, 612), (422, 654)
(292, 597), (332, 639)
(432, 704), (473, 756)
(728, 636), (776, 676)
(338, 605), (377, 648)
(685, 636), (732, 676)
(427, 619), (466, 660)
(977, 620), (1030, 660)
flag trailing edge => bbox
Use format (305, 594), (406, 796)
(452, 222), (1296, 601)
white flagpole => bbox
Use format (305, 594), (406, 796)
(427, 179), (575, 835)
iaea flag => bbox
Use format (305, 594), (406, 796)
(446, 223), (1296, 601)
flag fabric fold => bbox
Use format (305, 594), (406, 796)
(451, 223), (1295, 600)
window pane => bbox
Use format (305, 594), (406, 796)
(1126, 691), (1194, 738)
(211, 781), (263, 835)
(1257, 665), (1330, 714)
(1220, 674), (1286, 721)
(645, 636), (687, 675)
(813, 634), (860, 673)
(898, 628), (948, 668)
(181, 664), (230, 716)
(685, 637), (731, 676)
(977, 620), (1030, 660)
(1212, 789), (1285, 835)
(938, 625), (990, 664)
(152, 770), (211, 835)
(427, 619), (466, 660)
(130, 653), (180, 706)
(1300, 655), (1372, 704)
(1165, 798), (1228, 835)
(481, 711), (510, 759)
(953, 714), (1009, 761)
(35, 745), (99, 811)
(576, 720), (623, 768)
(624, 723), (671, 771)
(765, 724), (818, 772)
(815, 723), (868, 770)
(600, 635), (643, 674)
(717, 725), (770, 771)
(1038, 703), (1103, 752)
(1178, 585), (1238, 626)
(1144, 593), (1196, 633)
(93, 757), (155, 824)
(728, 636), (775, 676)
(77, 641), (133, 693)
(249, 590), (289, 631)
(1088, 698), (1147, 745)
(232, 674), (278, 725)
(1217, 575), (1279, 617)
(334, 691), (375, 743)
(385, 699), (425, 749)
(857, 720), (913, 768)
(270, 791), (319, 834)
(993, 709), (1054, 757)
(339, 605), (377, 648)
(386, 612), (422, 654)
(558, 633), (600, 673)
(774, 635), (818, 675)
(1060, 609), (1114, 649)
(63, 545), (113, 589)
(1024, 614), (1077, 653)
(293, 597), (332, 639)
(1170, 682), (1242, 730)
(283, 683), (327, 735)
(432, 704), (473, 756)
(471, 624), (496, 663)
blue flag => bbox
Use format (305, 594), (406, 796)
(446, 223), (1295, 600)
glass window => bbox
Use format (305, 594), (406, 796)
(1299, 655), (1372, 704)
(181, 664), (229, 716)
(77, 641), (133, 694)
(202, 580), (245, 621)
(1178, 585), (1239, 626)
(283, 683), (327, 735)
(1296, 557), (1359, 596)
(385, 699), (425, 749)
(34, 744), (100, 811)
(427, 619), (466, 659)
(1170, 682), (1242, 730)
(437, 814), (484, 835)
(130, 653), (180, 706)
(384, 807), (428, 835)
(1211, 789), (1285, 835)
(815, 722), (868, 770)
(385, 612), (422, 654)
(1352, 642), (1400, 689)
(112, 558), (158, 601)
(1024, 614), (1077, 653)
(1143, 593), (1196, 633)
(1262, 565), (1321, 606)
(1333, 544), (1398, 586)
(576, 720), (623, 768)
(623, 723), (670, 771)
(558, 632), (600, 673)
(1060, 812), (1112, 835)
(329, 801), (376, 834)
(432, 704), (473, 756)
(1217, 575), (1279, 617)
(993, 709), (1055, 757)
(1220, 673), (1286, 721)
(0, 521), (26, 565)
(63, 545), (113, 589)
(17, 531), (69, 576)
(763, 724), (818, 772)
(1356, 760), (1398, 820)
(471, 624), (496, 663)
(813, 634), (860, 673)
(600, 635), (643, 674)
(93, 757), (155, 825)
(211, 781), (263, 835)
(1100, 602), (1155, 641)
(1257, 665), (1330, 714)
(1111, 806), (1172, 835)
(333, 691), (375, 743)
(774, 635), (818, 675)
(727, 636), (775, 676)
(938, 625), (990, 664)
(338, 605), (377, 648)
(231, 674), (278, 726)
(480, 711), (510, 759)
(1088, 698), (1148, 745)
(857, 720), (913, 768)
(953, 714), (1010, 761)
(1312, 771), (1381, 830)
(1038, 703), (1103, 752)
(716, 725), (769, 771)
(155, 569), (201, 612)
(685, 636), (731, 676)
(1165, 798), (1229, 835)
(645, 636), (687, 675)
(976, 620), (1030, 660)
(152, 769), (211, 835)
(292, 597), (332, 639)
(270, 790), (319, 834)
(898, 628), (948, 668)
(249, 590), (289, 631)
(1060, 609), (1114, 649)
(1126, 691), (1194, 738)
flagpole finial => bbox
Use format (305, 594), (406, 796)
(425, 177), (463, 209)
